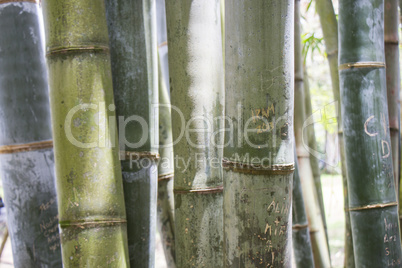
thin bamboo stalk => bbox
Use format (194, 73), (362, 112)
(314, 0), (355, 265)
(303, 68), (330, 255)
(294, 1), (330, 267)
(384, 0), (400, 203)
(105, 0), (158, 266)
(157, 52), (176, 267)
(292, 150), (315, 268)
(155, 1), (176, 265)
(224, 0), (294, 266)
(166, 1), (224, 266)
(0, 2), (62, 266)
(339, 0), (402, 266)
(42, 0), (129, 266)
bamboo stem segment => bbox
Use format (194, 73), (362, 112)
(339, 0), (402, 266)
(105, 0), (159, 266)
(0, 2), (63, 266)
(42, 0), (130, 266)
(166, 1), (225, 266)
(224, 0), (294, 266)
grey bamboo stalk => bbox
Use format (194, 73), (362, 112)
(157, 52), (176, 267)
(166, 1), (224, 266)
(303, 68), (329, 252)
(0, 2), (62, 266)
(384, 0), (400, 201)
(42, 0), (130, 266)
(292, 150), (315, 268)
(224, 0), (294, 266)
(294, 1), (331, 267)
(339, 0), (402, 266)
(105, 0), (158, 266)
(314, 0), (355, 266)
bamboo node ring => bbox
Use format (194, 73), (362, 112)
(174, 185), (223, 195)
(347, 202), (398, 212)
(338, 61), (386, 70)
(0, 140), (53, 154)
(158, 173), (174, 182)
(120, 151), (160, 161)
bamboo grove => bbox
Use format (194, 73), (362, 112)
(0, 0), (401, 267)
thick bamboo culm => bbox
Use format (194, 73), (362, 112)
(292, 150), (315, 268)
(294, 1), (331, 267)
(384, 0), (401, 206)
(42, 0), (130, 266)
(105, 0), (159, 266)
(314, 0), (355, 266)
(339, 0), (402, 266)
(224, 0), (294, 266)
(166, 1), (225, 266)
(0, 2), (62, 266)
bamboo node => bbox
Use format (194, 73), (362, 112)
(120, 151), (160, 161)
(292, 224), (308, 230)
(59, 219), (127, 229)
(384, 40), (399, 45)
(158, 173), (174, 182)
(0, 140), (53, 154)
(174, 185), (223, 195)
(222, 158), (294, 175)
(326, 49), (338, 58)
(389, 127), (399, 133)
(46, 45), (109, 56)
(338, 61), (386, 70)
(347, 202), (398, 212)
(0, 0), (36, 4)
(158, 41), (168, 49)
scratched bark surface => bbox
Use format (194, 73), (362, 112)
(292, 154), (315, 268)
(105, 0), (159, 266)
(166, 1), (224, 267)
(224, 1), (294, 267)
(294, 1), (330, 267)
(0, 3), (62, 267)
(314, 0), (355, 266)
(157, 53), (176, 267)
(384, 0), (400, 205)
(42, 0), (129, 266)
(339, 0), (402, 266)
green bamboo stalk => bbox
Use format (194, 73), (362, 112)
(384, 0), (400, 202)
(314, 0), (356, 266)
(166, 1), (224, 266)
(157, 52), (176, 267)
(294, 1), (330, 267)
(42, 0), (129, 266)
(105, 0), (158, 266)
(0, 2), (62, 266)
(292, 150), (315, 268)
(303, 68), (330, 255)
(339, 0), (402, 266)
(223, 1), (294, 266)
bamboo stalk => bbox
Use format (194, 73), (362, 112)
(294, 1), (331, 267)
(42, 0), (129, 266)
(292, 150), (315, 268)
(105, 0), (158, 266)
(157, 52), (176, 267)
(339, 0), (402, 266)
(155, 1), (176, 265)
(0, 2), (62, 266)
(166, 1), (224, 266)
(384, 0), (400, 204)
(314, 0), (356, 265)
(224, 1), (294, 266)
